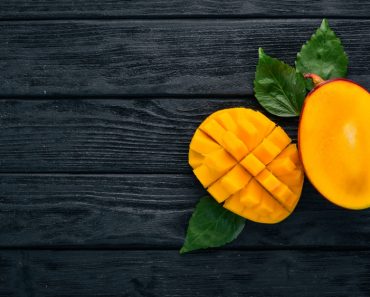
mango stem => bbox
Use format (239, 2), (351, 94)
(304, 73), (325, 86)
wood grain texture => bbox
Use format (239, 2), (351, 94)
(1, 174), (370, 248)
(0, 19), (369, 96)
(0, 0), (369, 18)
(0, 2), (368, 296)
(0, 98), (299, 173)
(1, 250), (370, 297)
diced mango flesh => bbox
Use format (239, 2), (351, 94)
(277, 143), (300, 164)
(221, 131), (249, 161)
(220, 165), (252, 196)
(223, 193), (245, 217)
(189, 108), (304, 224)
(237, 120), (259, 150)
(189, 129), (221, 154)
(239, 179), (262, 207)
(240, 153), (265, 176)
(253, 138), (281, 165)
(208, 179), (232, 203)
(201, 119), (227, 144)
(193, 164), (223, 188)
(256, 169), (282, 193)
(203, 149), (236, 174)
(217, 112), (238, 133)
(267, 126), (291, 151)
(267, 157), (296, 176)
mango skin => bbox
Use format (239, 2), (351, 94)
(189, 107), (304, 224)
(299, 79), (370, 210)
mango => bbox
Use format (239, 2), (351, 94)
(189, 107), (304, 224)
(299, 77), (370, 209)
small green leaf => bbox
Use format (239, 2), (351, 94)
(254, 48), (306, 117)
(304, 77), (314, 90)
(296, 19), (348, 81)
(180, 196), (245, 254)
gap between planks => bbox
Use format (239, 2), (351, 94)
(0, 172), (191, 176)
(0, 16), (370, 22)
(1, 245), (370, 252)
(0, 94), (251, 100)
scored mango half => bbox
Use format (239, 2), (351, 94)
(189, 108), (304, 224)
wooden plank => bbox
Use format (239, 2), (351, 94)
(0, 19), (368, 96)
(0, 98), (298, 173)
(1, 174), (370, 248)
(1, 250), (370, 296)
(0, 1), (369, 18)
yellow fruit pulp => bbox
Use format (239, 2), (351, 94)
(299, 79), (370, 209)
(189, 108), (304, 223)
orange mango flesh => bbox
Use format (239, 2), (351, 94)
(299, 79), (370, 210)
(189, 108), (304, 223)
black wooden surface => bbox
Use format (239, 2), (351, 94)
(1, 250), (370, 297)
(0, 98), (293, 173)
(0, 0), (369, 18)
(2, 175), (370, 249)
(1, 1), (370, 296)
(0, 20), (369, 96)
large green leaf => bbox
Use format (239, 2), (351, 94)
(254, 48), (306, 117)
(180, 196), (245, 254)
(296, 19), (348, 80)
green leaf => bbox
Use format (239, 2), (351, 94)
(180, 196), (245, 254)
(304, 77), (314, 90)
(254, 48), (306, 117)
(296, 19), (348, 81)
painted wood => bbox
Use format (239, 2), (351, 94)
(1, 174), (370, 248)
(2, 250), (370, 296)
(0, 98), (298, 173)
(1, 3), (369, 295)
(0, 0), (369, 18)
(0, 20), (368, 96)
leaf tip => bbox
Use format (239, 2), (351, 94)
(258, 47), (265, 58)
(320, 18), (329, 31)
(179, 247), (187, 254)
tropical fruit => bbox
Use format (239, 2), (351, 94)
(189, 107), (304, 223)
(299, 76), (370, 209)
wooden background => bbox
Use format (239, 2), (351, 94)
(0, 1), (370, 296)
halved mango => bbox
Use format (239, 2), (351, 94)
(189, 107), (304, 224)
(299, 78), (370, 209)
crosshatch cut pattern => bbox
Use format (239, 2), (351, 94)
(189, 108), (304, 223)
